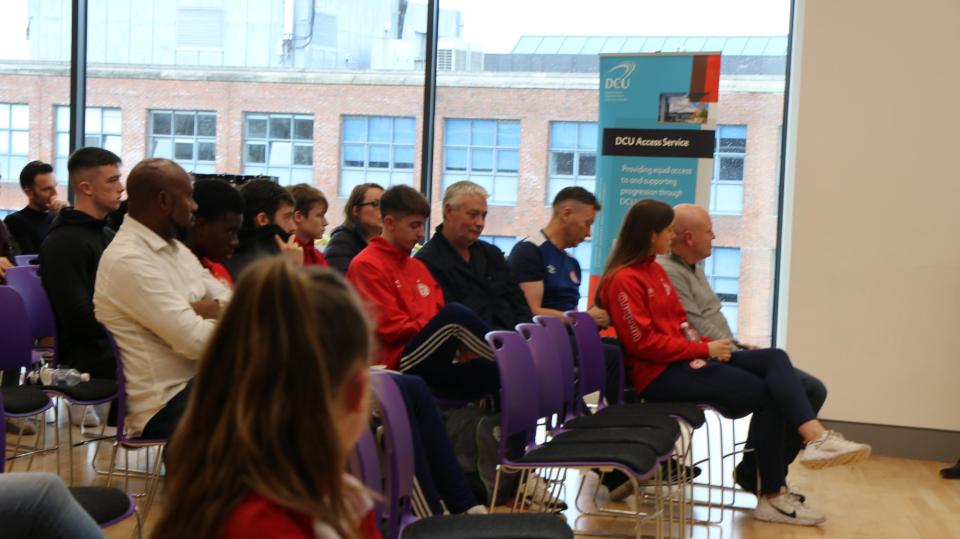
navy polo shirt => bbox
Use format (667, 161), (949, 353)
(507, 230), (582, 312)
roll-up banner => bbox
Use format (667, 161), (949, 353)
(589, 52), (721, 301)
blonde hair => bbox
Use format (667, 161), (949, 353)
(151, 259), (373, 539)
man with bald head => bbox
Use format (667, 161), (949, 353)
(95, 158), (230, 439)
(659, 203), (829, 497)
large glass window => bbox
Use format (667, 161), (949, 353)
(442, 119), (520, 205)
(0, 103), (29, 184)
(54, 106), (122, 181)
(704, 246), (741, 335)
(243, 113), (314, 186)
(548, 121), (598, 203)
(479, 234), (518, 254)
(710, 125), (747, 215)
(340, 116), (416, 196)
(148, 110), (217, 173)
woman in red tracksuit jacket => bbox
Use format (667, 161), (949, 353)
(596, 199), (870, 527)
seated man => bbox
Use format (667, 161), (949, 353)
(4, 161), (66, 255)
(95, 158), (231, 439)
(39, 148), (125, 426)
(347, 185), (498, 399)
(224, 179), (302, 280)
(185, 178), (244, 288)
(416, 181), (532, 331)
(659, 203), (830, 495)
(287, 183), (330, 267)
(507, 186), (622, 404)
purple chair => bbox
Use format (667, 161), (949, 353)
(14, 254), (38, 266)
(0, 391), (141, 536)
(4, 265), (56, 344)
(484, 330), (667, 537)
(348, 427), (383, 524)
(0, 285), (55, 472)
(368, 371), (575, 539)
(102, 327), (166, 523)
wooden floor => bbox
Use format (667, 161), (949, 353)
(6, 417), (960, 538)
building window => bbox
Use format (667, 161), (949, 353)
(0, 103), (29, 183)
(341, 115), (415, 197)
(148, 110), (217, 173)
(176, 8), (225, 49)
(442, 118), (520, 205)
(54, 106), (122, 181)
(243, 113), (314, 186)
(710, 125), (746, 215)
(704, 246), (741, 335)
(548, 121), (597, 203)
(479, 234), (518, 255)
(567, 239), (593, 310)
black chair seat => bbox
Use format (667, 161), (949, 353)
(402, 513), (573, 539)
(563, 408), (680, 436)
(68, 486), (134, 526)
(603, 402), (707, 428)
(551, 427), (677, 456)
(1, 386), (51, 415)
(517, 442), (658, 477)
(43, 379), (117, 402)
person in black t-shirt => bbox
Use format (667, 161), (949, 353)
(4, 161), (65, 255)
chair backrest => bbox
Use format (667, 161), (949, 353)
(348, 427), (383, 523)
(4, 265), (56, 342)
(485, 330), (541, 460)
(101, 325), (138, 443)
(532, 315), (577, 409)
(14, 254), (38, 266)
(0, 390), (6, 464)
(368, 372), (415, 539)
(564, 311), (611, 407)
(0, 286), (34, 372)
(516, 323), (565, 427)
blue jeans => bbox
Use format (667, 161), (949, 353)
(400, 303), (499, 400)
(0, 473), (105, 539)
(387, 372), (479, 514)
(641, 348), (817, 494)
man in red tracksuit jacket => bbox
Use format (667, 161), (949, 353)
(347, 185), (499, 400)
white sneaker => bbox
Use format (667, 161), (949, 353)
(465, 504), (489, 515)
(800, 430), (871, 469)
(69, 405), (100, 428)
(522, 474), (566, 511)
(754, 489), (826, 526)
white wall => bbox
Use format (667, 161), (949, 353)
(780, 0), (960, 431)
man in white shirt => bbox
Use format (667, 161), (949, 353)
(95, 158), (230, 439)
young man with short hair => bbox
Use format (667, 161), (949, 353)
(4, 161), (65, 254)
(186, 178), (245, 287)
(287, 183), (329, 267)
(224, 179), (302, 280)
(347, 185), (498, 399)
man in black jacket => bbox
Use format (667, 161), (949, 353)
(224, 179), (302, 280)
(4, 161), (66, 255)
(416, 180), (532, 330)
(39, 147), (124, 426)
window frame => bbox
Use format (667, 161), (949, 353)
(441, 118), (521, 206)
(0, 103), (30, 184)
(547, 120), (598, 204)
(242, 112), (315, 186)
(709, 124), (747, 215)
(339, 115), (416, 197)
(147, 109), (218, 174)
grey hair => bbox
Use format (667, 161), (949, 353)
(442, 180), (489, 208)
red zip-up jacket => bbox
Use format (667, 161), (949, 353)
(295, 237), (330, 267)
(599, 256), (711, 391)
(347, 237), (444, 369)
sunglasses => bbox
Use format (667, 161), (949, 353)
(356, 200), (381, 208)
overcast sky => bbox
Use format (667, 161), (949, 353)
(0, 0), (791, 60)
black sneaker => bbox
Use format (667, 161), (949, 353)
(941, 460), (960, 479)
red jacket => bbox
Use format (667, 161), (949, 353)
(599, 256), (710, 391)
(296, 237), (330, 267)
(347, 237), (444, 369)
(225, 492), (381, 539)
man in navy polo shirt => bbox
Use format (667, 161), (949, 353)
(507, 186), (621, 401)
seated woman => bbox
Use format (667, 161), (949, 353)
(595, 199), (870, 527)
(151, 259), (380, 539)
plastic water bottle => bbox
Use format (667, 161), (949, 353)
(680, 322), (701, 342)
(38, 367), (90, 386)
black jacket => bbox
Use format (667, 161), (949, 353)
(38, 207), (116, 378)
(324, 223), (369, 274)
(4, 206), (54, 255)
(415, 225), (532, 330)
(224, 224), (289, 281)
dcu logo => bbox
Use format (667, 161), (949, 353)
(605, 61), (635, 89)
